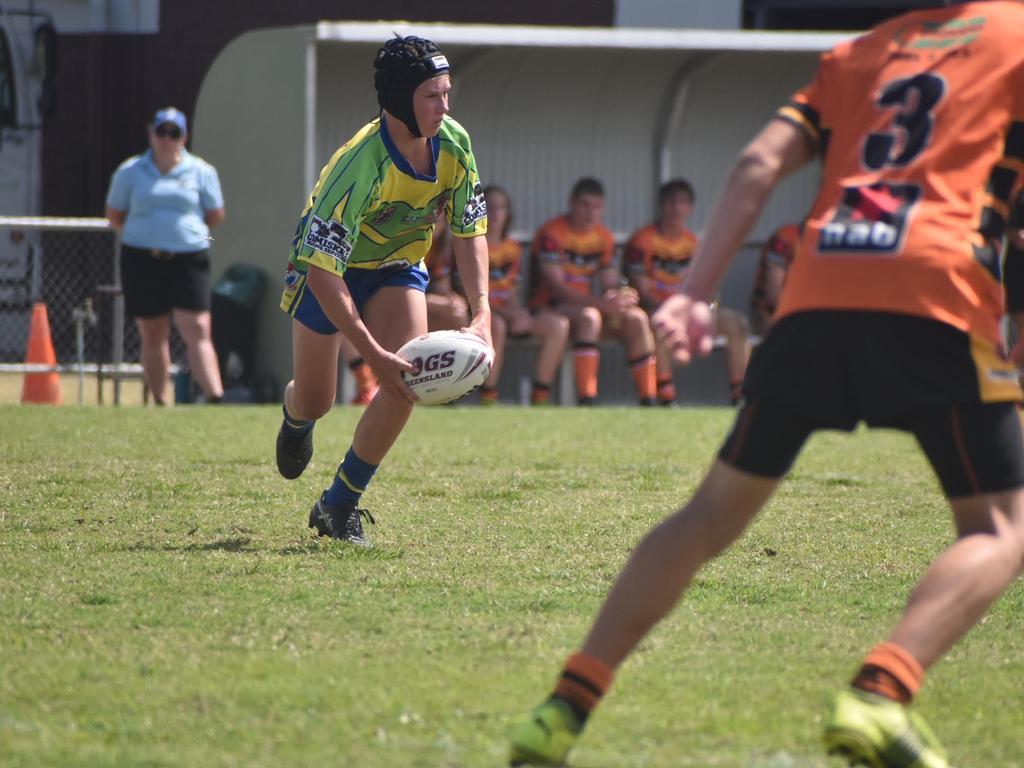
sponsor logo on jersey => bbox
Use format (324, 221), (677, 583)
(819, 182), (920, 255)
(305, 215), (353, 268)
(462, 182), (487, 227)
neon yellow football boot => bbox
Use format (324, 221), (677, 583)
(508, 697), (583, 766)
(823, 689), (951, 768)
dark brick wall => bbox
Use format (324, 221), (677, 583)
(44, 0), (613, 217)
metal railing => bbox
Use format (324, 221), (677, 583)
(0, 216), (182, 404)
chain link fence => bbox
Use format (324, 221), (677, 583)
(0, 217), (186, 404)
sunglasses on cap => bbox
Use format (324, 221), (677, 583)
(154, 124), (183, 139)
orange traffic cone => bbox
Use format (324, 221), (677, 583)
(21, 302), (62, 405)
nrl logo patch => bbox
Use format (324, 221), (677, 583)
(283, 265), (301, 288)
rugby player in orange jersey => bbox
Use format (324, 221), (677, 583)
(530, 178), (658, 405)
(749, 222), (801, 335)
(477, 185), (569, 405)
(510, 3), (1024, 766)
(625, 179), (752, 404)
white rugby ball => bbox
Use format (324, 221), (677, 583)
(396, 330), (494, 405)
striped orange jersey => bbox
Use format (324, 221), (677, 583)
(488, 238), (523, 308)
(775, 1), (1024, 346)
(529, 215), (615, 308)
(624, 224), (700, 305)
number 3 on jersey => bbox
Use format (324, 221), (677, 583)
(862, 73), (947, 171)
(819, 72), (947, 255)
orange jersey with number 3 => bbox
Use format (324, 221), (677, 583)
(775, 1), (1024, 345)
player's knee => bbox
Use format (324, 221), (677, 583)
(579, 306), (602, 334)
(294, 392), (334, 420)
(538, 313), (569, 340)
(623, 307), (653, 340)
(718, 309), (749, 339)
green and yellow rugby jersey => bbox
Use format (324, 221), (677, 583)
(281, 115), (487, 312)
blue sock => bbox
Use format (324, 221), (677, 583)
(281, 404), (314, 436)
(324, 447), (378, 505)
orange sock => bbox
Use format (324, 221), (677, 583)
(531, 382), (551, 405)
(574, 344), (599, 403)
(657, 375), (676, 404)
(852, 642), (924, 704)
(480, 385), (499, 404)
(349, 358), (378, 396)
(629, 355), (657, 402)
(553, 652), (614, 722)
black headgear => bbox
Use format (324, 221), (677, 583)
(374, 35), (450, 138)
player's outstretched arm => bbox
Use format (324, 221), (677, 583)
(452, 234), (494, 351)
(684, 118), (813, 302)
(655, 119), (813, 365)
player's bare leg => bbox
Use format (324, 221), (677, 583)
(173, 308), (224, 401)
(351, 286), (428, 463)
(887, 487), (1024, 668)
(533, 310), (570, 386)
(136, 314), (172, 404)
(616, 306), (657, 404)
(654, 336), (677, 404)
(426, 292), (468, 332)
(481, 313), (507, 403)
(822, 489), (1024, 768)
(306, 286), (426, 546)
(561, 304), (602, 404)
(285, 320), (342, 422)
(715, 307), (751, 404)
(509, 460), (777, 765)
(276, 320), (342, 480)
(339, 333), (378, 406)
(582, 460), (777, 666)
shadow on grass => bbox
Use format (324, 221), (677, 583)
(277, 539), (406, 559)
(122, 536), (254, 553)
(115, 536), (406, 559)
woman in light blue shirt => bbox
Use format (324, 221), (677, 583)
(105, 107), (226, 405)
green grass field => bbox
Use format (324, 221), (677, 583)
(1, 405), (1022, 767)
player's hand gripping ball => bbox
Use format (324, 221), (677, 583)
(396, 330), (494, 405)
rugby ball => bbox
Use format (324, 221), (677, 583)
(396, 330), (493, 405)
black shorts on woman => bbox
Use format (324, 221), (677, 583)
(120, 243), (212, 317)
(720, 310), (1024, 498)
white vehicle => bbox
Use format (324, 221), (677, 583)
(0, 5), (54, 358)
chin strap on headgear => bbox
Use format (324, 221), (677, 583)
(374, 35), (450, 138)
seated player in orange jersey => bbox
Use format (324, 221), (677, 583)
(338, 334), (379, 406)
(423, 216), (469, 332)
(749, 222), (801, 336)
(478, 185), (569, 405)
(530, 178), (657, 405)
(625, 179), (751, 405)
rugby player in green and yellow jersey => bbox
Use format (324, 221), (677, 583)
(276, 35), (491, 547)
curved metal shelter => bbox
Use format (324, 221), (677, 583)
(194, 21), (851, 390)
